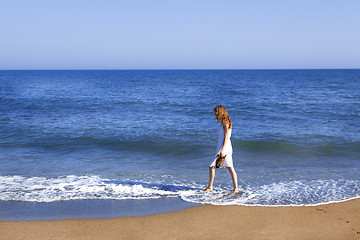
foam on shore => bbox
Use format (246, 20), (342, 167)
(1, 175), (359, 207)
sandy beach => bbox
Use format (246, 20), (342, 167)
(1, 198), (359, 240)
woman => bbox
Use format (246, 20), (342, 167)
(203, 105), (239, 193)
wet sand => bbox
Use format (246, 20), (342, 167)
(1, 198), (359, 240)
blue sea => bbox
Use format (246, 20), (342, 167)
(0, 70), (359, 212)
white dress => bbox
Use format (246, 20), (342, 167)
(209, 125), (233, 168)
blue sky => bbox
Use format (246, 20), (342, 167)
(1, 0), (359, 69)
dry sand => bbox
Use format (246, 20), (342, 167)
(1, 198), (359, 240)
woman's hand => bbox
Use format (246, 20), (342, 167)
(220, 151), (225, 157)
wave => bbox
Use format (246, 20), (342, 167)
(0, 175), (359, 206)
(233, 140), (360, 157)
(2, 130), (359, 158)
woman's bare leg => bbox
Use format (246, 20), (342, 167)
(227, 167), (240, 193)
(203, 166), (215, 192)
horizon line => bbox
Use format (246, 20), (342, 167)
(1, 68), (359, 71)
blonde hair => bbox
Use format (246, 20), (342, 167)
(213, 105), (232, 128)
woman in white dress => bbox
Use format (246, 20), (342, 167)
(203, 105), (239, 193)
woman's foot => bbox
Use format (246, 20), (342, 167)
(203, 187), (213, 192)
(232, 188), (240, 194)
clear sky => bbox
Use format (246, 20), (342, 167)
(1, 0), (359, 69)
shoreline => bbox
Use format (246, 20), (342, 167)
(0, 197), (199, 221)
(1, 198), (359, 240)
(1, 195), (360, 221)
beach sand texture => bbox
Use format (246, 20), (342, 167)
(1, 198), (359, 240)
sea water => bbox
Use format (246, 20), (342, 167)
(0, 70), (359, 207)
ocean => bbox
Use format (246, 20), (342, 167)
(0, 70), (359, 214)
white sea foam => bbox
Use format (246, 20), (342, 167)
(0, 175), (180, 202)
(180, 179), (360, 206)
(0, 175), (359, 206)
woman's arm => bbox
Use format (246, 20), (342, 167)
(220, 123), (231, 157)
